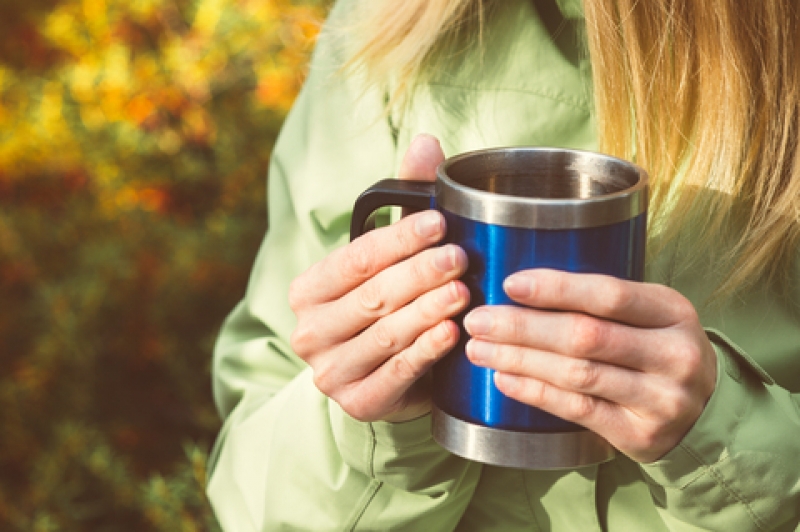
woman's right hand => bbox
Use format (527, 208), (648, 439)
(288, 135), (470, 423)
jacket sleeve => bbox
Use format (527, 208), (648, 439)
(205, 2), (480, 530)
(639, 327), (800, 531)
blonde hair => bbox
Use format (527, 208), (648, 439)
(584, 0), (800, 295)
(347, 0), (800, 296)
(344, 0), (484, 101)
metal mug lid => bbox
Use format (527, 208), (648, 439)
(436, 147), (649, 229)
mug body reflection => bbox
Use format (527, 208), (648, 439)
(433, 212), (646, 433)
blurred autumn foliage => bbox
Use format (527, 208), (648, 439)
(0, 0), (330, 529)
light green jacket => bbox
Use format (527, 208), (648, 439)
(207, 0), (800, 530)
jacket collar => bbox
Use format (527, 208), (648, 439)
(554, 0), (584, 19)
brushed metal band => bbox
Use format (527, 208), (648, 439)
(431, 407), (617, 470)
(436, 147), (648, 230)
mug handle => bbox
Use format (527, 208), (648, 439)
(350, 179), (436, 241)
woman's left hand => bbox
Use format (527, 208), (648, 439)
(463, 269), (718, 463)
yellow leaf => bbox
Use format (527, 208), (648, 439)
(103, 43), (132, 89)
(192, 0), (226, 37)
(82, 0), (109, 39)
(69, 61), (101, 103)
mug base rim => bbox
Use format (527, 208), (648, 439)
(431, 406), (617, 470)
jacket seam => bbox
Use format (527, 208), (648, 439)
(424, 81), (591, 112)
(678, 394), (767, 531)
(520, 471), (544, 532)
(383, 90), (400, 146)
(366, 422), (378, 478)
(346, 480), (384, 532)
(682, 443), (767, 531)
(344, 423), (384, 531)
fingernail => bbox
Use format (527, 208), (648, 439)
(467, 339), (494, 363)
(415, 212), (442, 238)
(435, 281), (459, 306)
(464, 309), (492, 336)
(432, 321), (453, 343)
(504, 275), (532, 299)
(494, 372), (519, 392)
(434, 246), (456, 271)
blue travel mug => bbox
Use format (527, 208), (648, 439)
(350, 147), (648, 469)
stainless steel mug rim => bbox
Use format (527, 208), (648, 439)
(435, 147), (649, 229)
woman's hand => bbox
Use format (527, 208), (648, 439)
(289, 135), (470, 423)
(464, 269), (718, 463)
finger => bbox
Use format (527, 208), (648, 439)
(398, 134), (445, 182)
(465, 339), (652, 407)
(463, 305), (658, 372)
(294, 244), (468, 351)
(493, 371), (698, 463)
(503, 269), (697, 329)
(289, 209), (446, 308)
(343, 319), (461, 422)
(398, 134), (445, 217)
(290, 134), (445, 309)
(492, 371), (625, 442)
(316, 280), (469, 389)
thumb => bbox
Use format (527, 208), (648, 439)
(397, 134), (445, 182)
